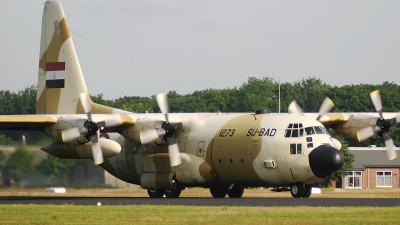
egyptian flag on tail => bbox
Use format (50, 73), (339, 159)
(46, 62), (65, 88)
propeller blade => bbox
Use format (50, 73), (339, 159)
(156, 92), (169, 115)
(316, 97), (334, 121)
(61, 127), (81, 142)
(79, 91), (92, 121)
(288, 100), (303, 115)
(382, 132), (397, 161)
(356, 125), (381, 142)
(89, 133), (104, 165)
(168, 143), (182, 167)
(140, 128), (166, 144)
(370, 90), (383, 119)
(92, 141), (104, 165)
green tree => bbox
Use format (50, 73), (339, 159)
(1, 144), (35, 186)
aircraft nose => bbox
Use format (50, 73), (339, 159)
(308, 145), (343, 179)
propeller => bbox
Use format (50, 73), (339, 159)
(61, 91), (104, 165)
(356, 90), (398, 160)
(288, 97), (334, 122)
(140, 92), (182, 167)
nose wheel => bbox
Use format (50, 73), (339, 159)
(290, 183), (312, 198)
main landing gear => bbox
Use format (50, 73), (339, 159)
(210, 186), (244, 198)
(290, 182), (312, 198)
(147, 189), (182, 198)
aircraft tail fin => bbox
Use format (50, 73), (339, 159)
(36, 0), (113, 115)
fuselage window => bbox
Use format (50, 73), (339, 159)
(297, 144), (302, 154)
(290, 144), (296, 154)
(290, 143), (302, 155)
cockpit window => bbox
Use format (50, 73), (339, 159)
(314, 126), (328, 134)
(305, 126), (329, 135)
(305, 127), (315, 135)
(285, 123), (304, 138)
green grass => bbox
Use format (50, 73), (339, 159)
(1, 205), (399, 224)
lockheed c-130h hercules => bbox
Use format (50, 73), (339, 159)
(1, 0), (398, 198)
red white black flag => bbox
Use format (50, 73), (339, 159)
(46, 62), (65, 88)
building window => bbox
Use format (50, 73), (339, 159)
(376, 171), (392, 187)
(345, 171), (362, 188)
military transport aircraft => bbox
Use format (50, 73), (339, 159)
(0, 0), (398, 198)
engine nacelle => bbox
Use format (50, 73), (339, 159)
(121, 118), (165, 145)
(333, 114), (379, 141)
(44, 118), (89, 144)
(41, 139), (121, 159)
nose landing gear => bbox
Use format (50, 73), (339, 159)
(290, 183), (312, 198)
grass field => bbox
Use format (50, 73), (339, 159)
(1, 188), (400, 224)
(1, 205), (400, 224)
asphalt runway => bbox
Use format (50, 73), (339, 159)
(0, 196), (399, 207)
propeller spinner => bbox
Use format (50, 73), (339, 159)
(356, 90), (398, 161)
(140, 92), (182, 167)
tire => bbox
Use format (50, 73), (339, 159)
(227, 186), (244, 198)
(210, 187), (227, 198)
(302, 185), (312, 198)
(290, 183), (305, 198)
(164, 189), (182, 198)
(147, 189), (164, 198)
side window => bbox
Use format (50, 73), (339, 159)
(297, 144), (302, 154)
(290, 143), (302, 155)
(290, 144), (296, 154)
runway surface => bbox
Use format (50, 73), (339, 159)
(1, 196), (399, 207)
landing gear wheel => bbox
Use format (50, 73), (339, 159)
(227, 186), (244, 198)
(210, 187), (227, 198)
(290, 183), (305, 198)
(147, 189), (164, 198)
(302, 185), (312, 198)
(164, 189), (182, 198)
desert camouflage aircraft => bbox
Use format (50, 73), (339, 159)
(0, 0), (398, 198)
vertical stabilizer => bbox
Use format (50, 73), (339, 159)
(36, 0), (88, 114)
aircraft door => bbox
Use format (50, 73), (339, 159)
(288, 143), (304, 181)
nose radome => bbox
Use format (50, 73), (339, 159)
(308, 144), (344, 179)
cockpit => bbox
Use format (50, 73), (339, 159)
(284, 123), (329, 138)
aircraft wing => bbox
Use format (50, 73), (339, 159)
(0, 115), (57, 131)
(304, 112), (400, 126)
